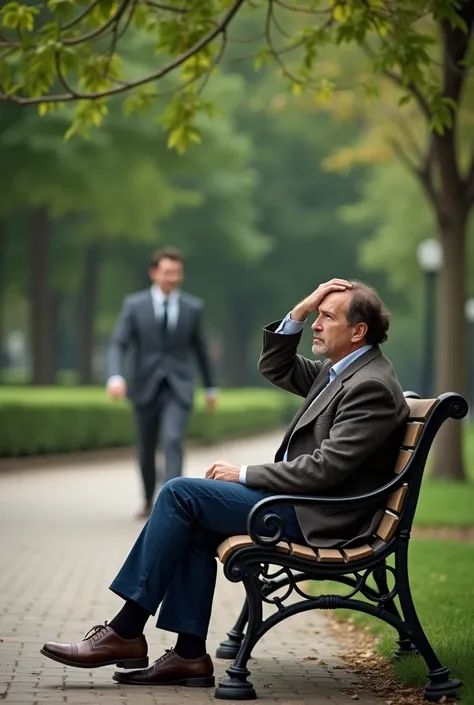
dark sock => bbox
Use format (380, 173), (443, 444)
(174, 633), (206, 659)
(109, 600), (151, 640)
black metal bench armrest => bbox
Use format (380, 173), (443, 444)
(247, 473), (408, 547)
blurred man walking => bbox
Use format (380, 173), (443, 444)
(107, 247), (216, 518)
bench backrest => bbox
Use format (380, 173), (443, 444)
(307, 393), (466, 563)
(372, 396), (438, 543)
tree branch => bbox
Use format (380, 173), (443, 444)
(383, 68), (431, 121)
(0, 0), (246, 106)
(273, 0), (330, 15)
(0, 31), (20, 48)
(197, 30), (227, 96)
(145, 1), (187, 12)
(271, 6), (293, 39)
(116, 0), (138, 41)
(60, 0), (103, 31)
(264, 0), (333, 87)
(388, 137), (420, 176)
(388, 136), (438, 209)
(382, 105), (424, 163)
(62, 0), (132, 46)
(54, 51), (81, 98)
(265, 0), (304, 87)
(361, 39), (432, 122)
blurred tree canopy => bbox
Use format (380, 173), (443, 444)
(1, 0), (473, 479)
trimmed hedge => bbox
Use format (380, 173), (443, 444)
(0, 387), (301, 457)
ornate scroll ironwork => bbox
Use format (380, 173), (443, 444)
(251, 562), (399, 613)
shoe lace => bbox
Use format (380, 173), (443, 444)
(83, 621), (109, 642)
(154, 649), (172, 666)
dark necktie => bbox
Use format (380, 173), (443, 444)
(162, 297), (169, 334)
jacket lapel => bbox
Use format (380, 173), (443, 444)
(143, 291), (160, 340)
(275, 360), (332, 460)
(171, 293), (189, 342)
(293, 346), (382, 431)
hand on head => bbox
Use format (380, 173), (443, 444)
(292, 279), (352, 321)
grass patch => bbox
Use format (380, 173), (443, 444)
(415, 480), (474, 527)
(316, 540), (474, 703)
(414, 424), (474, 527)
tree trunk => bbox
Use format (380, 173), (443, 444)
(30, 208), (55, 385)
(77, 242), (101, 385)
(431, 215), (467, 480)
(0, 221), (5, 378)
(222, 293), (254, 387)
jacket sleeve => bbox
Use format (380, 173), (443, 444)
(192, 304), (215, 389)
(245, 380), (399, 494)
(258, 321), (324, 398)
(107, 297), (135, 378)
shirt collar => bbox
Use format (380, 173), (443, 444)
(151, 285), (180, 303)
(329, 345), (373, 381)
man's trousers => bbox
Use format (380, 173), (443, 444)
(110, 477), (304, 639)
(134, 380), (190, 501)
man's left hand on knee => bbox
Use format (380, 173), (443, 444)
(205, 460), (240, 483)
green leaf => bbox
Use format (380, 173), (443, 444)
(254, 46), (272, 71)
(398, 93), (413, 106)
(332, 2), (351, 23)
(123, 86), (157, 116)
(0, 2), (39, 32)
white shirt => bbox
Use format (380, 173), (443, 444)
(239, 313), (372, 484)
(150, 285), (180, 330)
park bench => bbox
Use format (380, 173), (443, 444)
(213, 391), (469, 701)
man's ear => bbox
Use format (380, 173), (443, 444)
(352, 322), (368, 343)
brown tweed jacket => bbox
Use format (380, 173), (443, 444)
(245, 322), (409, 548)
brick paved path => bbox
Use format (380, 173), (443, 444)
(0, 431), (384, 705)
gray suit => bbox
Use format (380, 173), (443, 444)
(108, 289), (215, 499)
(246, 321), (409, 548)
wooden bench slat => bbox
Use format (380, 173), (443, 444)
(387, 485), (408, 513)
(342, 544), (373, 562)
(375, 510), (399, 542)
(402, 422), (424, 448)
(290, 543), (317, 560)
(395, 449), (413, 474)
(217, 535), (291, 563)
(217, 535), (252, 563)
(406, 398), (438, 420)
(317, 548), (345, 563)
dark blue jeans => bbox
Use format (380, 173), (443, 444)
(110, 477), (304, 639)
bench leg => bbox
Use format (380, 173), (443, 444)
(216, 598), (248, 659)
(396, 548), (462, 701)
(215, 573), (298, 660)
(215, 574), (262, 699)
(372, 565), (418, 658)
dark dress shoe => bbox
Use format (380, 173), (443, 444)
(41, 623), (148, 669)
(113, 649), (214, 687)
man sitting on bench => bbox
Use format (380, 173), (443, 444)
(41, 278), (409, 688)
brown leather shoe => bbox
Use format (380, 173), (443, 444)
(41, 623), (148, 669)
(113, 649), (214, 687)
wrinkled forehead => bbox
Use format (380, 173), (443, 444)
(318, 290), (353, 316)
(157, 257), (183, 271)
